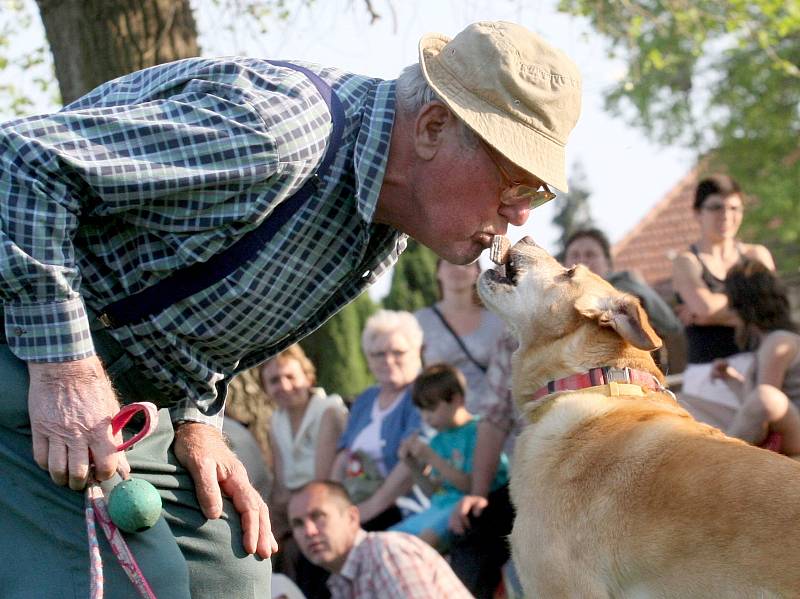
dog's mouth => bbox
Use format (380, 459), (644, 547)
(485, 249), (522, 287)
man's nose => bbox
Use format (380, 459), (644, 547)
(498, 201), (531, 227)
(302, 519), (319, 537)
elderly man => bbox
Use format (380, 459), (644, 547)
(0, 20), (581, 598)
(289, 481), (473, 598)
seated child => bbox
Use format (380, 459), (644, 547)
(711, 261), (800, 455)
(390, 363), (509, 550)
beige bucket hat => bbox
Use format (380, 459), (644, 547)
(419, 21), (582, 192)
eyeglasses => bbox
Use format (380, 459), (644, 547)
(481, 141), (556, 210)
(701, 203), (744, 215)
(367, 349), (409, 360)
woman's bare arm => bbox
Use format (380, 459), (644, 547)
(672, 253), (739, 326)
(314, 406), (348, 480)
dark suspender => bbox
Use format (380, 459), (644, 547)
(98, 61), (345, 328)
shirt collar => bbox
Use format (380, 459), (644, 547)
(353, 80), (396, 223)
(335, 529), (368, 582)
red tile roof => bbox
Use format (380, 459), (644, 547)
(612, 166), (702, 298)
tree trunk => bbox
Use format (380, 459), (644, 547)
(35, 0), (199, 105)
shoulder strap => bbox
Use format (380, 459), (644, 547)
(98, 61), (346, 328)
(430, 305), (487, 373)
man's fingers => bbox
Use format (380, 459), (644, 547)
(190, 458), (223, 519)
(67, 438), (91, 490)
(47, 440), (68, 486)
(257, 502), (279, 558)
(117, 452), (131, 480)
(239, 502), (259, 555)
(31, 430), (49, 471)
(90, 430), (119, 482)
(219, 464), (276, 558)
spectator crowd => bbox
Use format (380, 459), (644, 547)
(222, 174), (798, 599)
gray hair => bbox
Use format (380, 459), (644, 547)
(361, 309), (424, 355)
(396, 63), (480, 150)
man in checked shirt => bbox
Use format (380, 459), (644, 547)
(0, 21), (581, 599)
(289, 481), (473, 599)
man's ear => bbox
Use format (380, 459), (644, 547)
(575, 292), (662, 351)
(414, 101), (453, 160)
(347, 504), (360, 528)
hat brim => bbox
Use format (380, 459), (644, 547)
(419, 33), (569, 192)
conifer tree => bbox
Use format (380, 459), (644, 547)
(299, 293), (378, 400)
(551, 162), (594, 260)
(383, 239), (438, 312)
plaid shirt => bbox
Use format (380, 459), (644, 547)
(0, 57), (405, 427)
(327, 530), (474, 599)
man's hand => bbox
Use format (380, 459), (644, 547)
(173, 422), (278, 558)
(27, 355), (129, 490)
(448, 494), (489, 535)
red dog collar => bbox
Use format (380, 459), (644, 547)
(532, 366), (666, 401)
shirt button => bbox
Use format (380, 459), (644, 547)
(14, 327), (25, 336)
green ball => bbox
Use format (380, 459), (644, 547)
(107, 478), (162, 533)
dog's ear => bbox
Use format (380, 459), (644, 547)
(576, 293), (662, 351)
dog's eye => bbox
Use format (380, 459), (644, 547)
(564, 266), (577, 279)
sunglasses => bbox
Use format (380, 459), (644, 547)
(481, 141), (556, 209)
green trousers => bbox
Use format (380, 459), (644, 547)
(0, 330), (271, 598)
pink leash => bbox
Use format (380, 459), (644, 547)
(84, 402), (159, 599)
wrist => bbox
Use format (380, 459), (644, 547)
(470, 482), (491, 498)
(174, 420), (223, 442)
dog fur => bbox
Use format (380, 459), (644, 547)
(478, 237), (800, 598)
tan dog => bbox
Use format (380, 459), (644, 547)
(478, 237), (800, 598)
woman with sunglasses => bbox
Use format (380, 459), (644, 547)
(672, 174), (775, 421)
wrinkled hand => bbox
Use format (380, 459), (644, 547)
(173, 422), (278, 558)
(449, 494), (489, 535)
(27, 356), (129, 490)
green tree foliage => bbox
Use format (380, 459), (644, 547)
(551, 161), (594, 260)
(0, 0), (53, 115)
(299, 293), (378, 400)
(382, 239), (439, 312)
(558, 0), (800, 271)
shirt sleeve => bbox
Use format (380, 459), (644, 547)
(170, 403), (225, 430)
(370, 533), (471, 598)
(0, 66), (328, 363)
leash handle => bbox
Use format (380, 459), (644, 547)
(112, 402), (158, 452)
(86, 483), (158, 599)
(85, 402), (160, 599)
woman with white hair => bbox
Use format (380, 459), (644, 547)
(331, 310), (424, 530)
